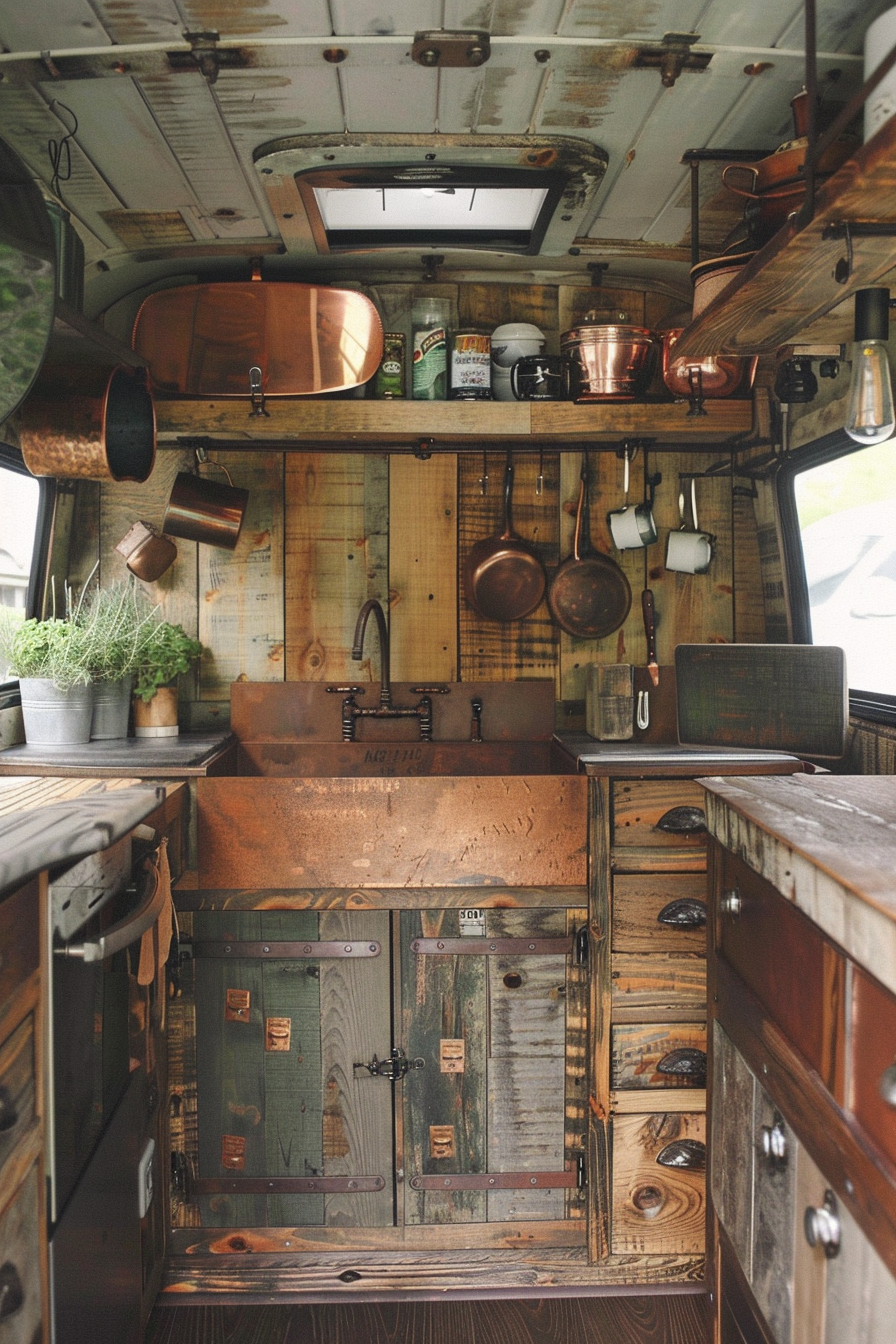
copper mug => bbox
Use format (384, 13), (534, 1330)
(163, 464), (248, 550)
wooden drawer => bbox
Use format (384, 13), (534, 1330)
(0, 879), (39, 1025)
(0, 1163), (43, 1344)
(612, 1021), (706, 1089)
(611, 780), (707, 860)
(850, 966), (896, 1172)
(611, 1111), (705, 1253)
(0, 1016), (35, 1186)
(611, 952), (706, 1019)
(716, 849), (844, 1097)
(612, 872), (707, 954)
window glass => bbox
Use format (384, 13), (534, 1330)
(0, 461), (42, 680)
(792, 438), (896, 696)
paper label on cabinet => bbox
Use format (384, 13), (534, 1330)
(440, 1038), (465, 1073)
(459, 908), (485, 935)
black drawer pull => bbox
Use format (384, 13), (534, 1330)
(0, 1087), (18, 1133)
(656, 806), (707, 834)
(657, 1047), (707, 1084)
(657, 898), (707, 929)
(0, 1262), (24, 1320)
(656, 1139), (706, 1171)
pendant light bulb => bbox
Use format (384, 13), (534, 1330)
(845, 288), (895, 445)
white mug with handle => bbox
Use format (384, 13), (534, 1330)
(608, 447), (658, 550)
(666, 477), (714, 574)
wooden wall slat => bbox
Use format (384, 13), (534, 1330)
(198, 451), (285, 697)
(389, 454), (457, 682)
(285, 452), (388, 682)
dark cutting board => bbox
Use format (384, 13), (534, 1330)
(675, 644), (847, 758)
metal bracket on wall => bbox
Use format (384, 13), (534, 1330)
(411, 937), (571, 956)
(192, 939), (381, 958)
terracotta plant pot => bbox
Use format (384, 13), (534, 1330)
(133, 685), (179, 738)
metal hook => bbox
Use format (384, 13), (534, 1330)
(637, 690), (650, 730)
(249, 365), (270, 418)
(480, 447), (489, 495)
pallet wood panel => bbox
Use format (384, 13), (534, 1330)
(198, 452), (285, 696)
(176, 886), (587, 912)
(318, 910), (393, 1228)
(458, 449), (559, 681)
(388, 454), (457, 683)
(612, 873), (708, 955)
(168, 1220), (584, 1256)
(612, 1022), (708, 1090)
(611, 953), (707, 1020)
(284, 452), (388, 682)
(196, 777), (588, 890)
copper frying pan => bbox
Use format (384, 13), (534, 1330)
(548, 453), (631, 639)
(463, 450), (546, 623)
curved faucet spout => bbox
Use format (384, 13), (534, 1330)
(352, 598), (392, 708)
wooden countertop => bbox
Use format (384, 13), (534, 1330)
(554, 735), (803, 777)
(701, 774), (896, 995)
(0, 732), (237, 778)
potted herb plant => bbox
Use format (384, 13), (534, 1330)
(132, 619), (202, 737)
(0, 612), (94, 745)
(78, 581), (160, 740)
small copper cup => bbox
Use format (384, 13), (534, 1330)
(163, 467), (248, 550)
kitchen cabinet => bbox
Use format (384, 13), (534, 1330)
(703, 774), (896, 1344)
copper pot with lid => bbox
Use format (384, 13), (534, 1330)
(560, 312), (655, 401)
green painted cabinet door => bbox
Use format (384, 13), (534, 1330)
(194, 910), (393, 1228)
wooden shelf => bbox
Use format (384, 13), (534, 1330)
(673, 116), (896, 361)
(154, 394), (751, 449)
(49, 300), (147, 370)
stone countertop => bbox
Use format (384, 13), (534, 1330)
(0, 731), (237, 778)
(701, 773), (896, 995)
(553, 734), (803, 777)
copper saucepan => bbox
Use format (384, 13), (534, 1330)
(548, 452), (632, 639)
(463, 451), (546, 623)
(20, 364), (156, 482)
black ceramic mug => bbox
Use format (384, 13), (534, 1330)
(509, 355), (570, 401)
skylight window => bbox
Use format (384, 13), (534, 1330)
(295, 165), (563, 254)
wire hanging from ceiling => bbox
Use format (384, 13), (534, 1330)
(47, 99), (78, 201)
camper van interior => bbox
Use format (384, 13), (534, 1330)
(1, 3), (895, 1342)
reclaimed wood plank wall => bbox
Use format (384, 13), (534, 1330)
(74, 283), (769, 727)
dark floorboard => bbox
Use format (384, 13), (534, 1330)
(144, 1294), (707, 1344)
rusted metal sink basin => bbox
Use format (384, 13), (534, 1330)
(231, 681), (566, 777)
(237, 738), (569, 777)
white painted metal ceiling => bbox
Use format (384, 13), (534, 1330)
(0, 1), (885, 314)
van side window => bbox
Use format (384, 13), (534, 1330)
(780, 432), (896, 714)
(0, 449), (47, 683)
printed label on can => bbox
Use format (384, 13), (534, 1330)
(412, 325), (447, 398)
(450, 332), (491, 390)
(374, 331), (406, 398)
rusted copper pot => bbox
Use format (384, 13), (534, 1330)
(661, 329), (757, 399)
(20, 365), (156, 482)
(163, 467), (248, 550)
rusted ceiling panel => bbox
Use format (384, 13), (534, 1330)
(0, 1), (114, 52)
(489, 1), (569, 37)
(178, 0), (332, 39)
(558, 1), (705, 41)
(137, 73), (269, 231)
(42, 77), (202, 212)
(328, 2), (442, 36)
(437, 62), (543, 135)
(0, 83), (124, 247)
(91, 1), (183, 45)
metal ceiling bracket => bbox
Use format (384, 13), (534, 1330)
(633, 34), (710, 88)
(412, 31), (491, 68)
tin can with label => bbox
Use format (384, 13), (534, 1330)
(374, 331), (406, 398)
(449, 330), (491, 399)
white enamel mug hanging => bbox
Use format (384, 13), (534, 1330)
(607, 448), (658, 550)
(666, 477), (714, 574)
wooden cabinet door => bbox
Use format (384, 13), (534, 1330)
(193, 910), (393, 1228)
(398, 907), (585, 1240)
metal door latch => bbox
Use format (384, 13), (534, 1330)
(354, 1046), (425, 1080)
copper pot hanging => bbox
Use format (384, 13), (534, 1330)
(19, 364), (156, 482)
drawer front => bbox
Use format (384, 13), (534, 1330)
(612, 1021), (706, 1089)
(717, 850), (844, 1094)
(850, 966), (896, 1171)
(612, 872), (708, 954)
(0, 1016), (35, 1182)
(0, 1163), (43, 1344)
(0, 880), (39, 1024)
(611, 1110), (705, 1253)
(611, 780), (708, 855)
(611, 952), (706, 1017)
